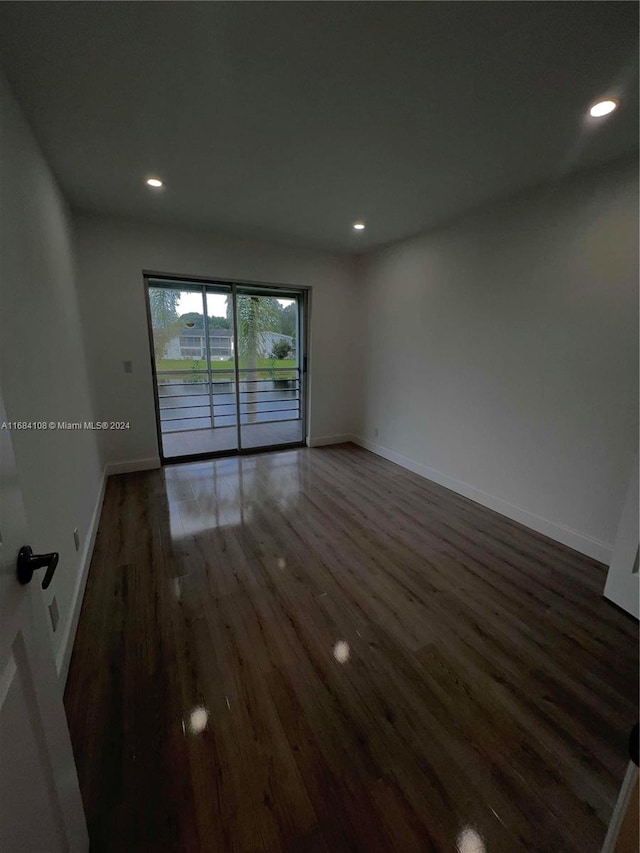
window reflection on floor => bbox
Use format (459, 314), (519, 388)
(164, 451), (304, 536)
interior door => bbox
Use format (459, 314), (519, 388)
(235, 287), (305, 451)
(604, 454), (639, 619)
(0, 387), (88, 851)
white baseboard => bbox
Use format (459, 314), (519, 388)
(105, 456), (161, 475)
(56, 467), (108, 684)
(307, 434), (352, 448)
(601, 762), (638, 853)
(349, 435), (613, 564)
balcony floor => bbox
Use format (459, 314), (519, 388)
(161, 420), (304, 458)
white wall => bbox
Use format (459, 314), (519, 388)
(0, 71), (103, 667)
(73, 215), (360, 468)
(355, 157), (639, 562)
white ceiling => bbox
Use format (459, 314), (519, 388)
(0, 2), (637, 252)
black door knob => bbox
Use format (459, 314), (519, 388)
(17, 546), (59, 589)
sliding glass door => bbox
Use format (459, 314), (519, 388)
(147, 280), (238, 459)
(146, 277), (306, 461)
(235, 287), (304, 450)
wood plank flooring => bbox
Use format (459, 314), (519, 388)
(64, 443), (638, 852)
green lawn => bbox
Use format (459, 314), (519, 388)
(156, 357), (296, 375)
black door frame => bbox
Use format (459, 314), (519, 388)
(143, 271), (310, 465)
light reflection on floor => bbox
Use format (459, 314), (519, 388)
(457, 826), (486, 853)
(187, 706), (209, 735)
(333, 640), (350, 664)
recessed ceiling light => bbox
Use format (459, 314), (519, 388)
(589, 99), (618, 118)
(146, 177), (164, 188)
(353, 222), (366, 231)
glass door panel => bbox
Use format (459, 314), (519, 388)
(148, 280), (238, 459)
(205, 288), (238, 444)
(235, 289), (304, 450)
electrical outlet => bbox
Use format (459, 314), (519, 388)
(123, 360), (133, 374)
(49, 596), (59, 632)
(374, 428), (379, 438)
(73, 527), (80, 551)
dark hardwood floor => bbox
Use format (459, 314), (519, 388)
(64, 443), (638, 852)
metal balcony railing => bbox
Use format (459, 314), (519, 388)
(156, 366), (302, 434)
